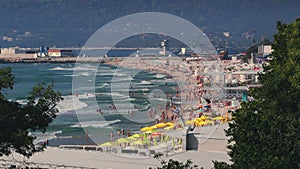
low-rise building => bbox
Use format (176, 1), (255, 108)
(1, 47), (16, 54)
(48, 49), (74, 57)
(258, 44), (273, 56)
(48, 49), (61, 57)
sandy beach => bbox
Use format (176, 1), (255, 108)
(1, 124), (230, 169)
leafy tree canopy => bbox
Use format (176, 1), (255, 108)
(214, 18), (300, 168)
(0, 67), (62, 157)
(150, 153), (200, 169)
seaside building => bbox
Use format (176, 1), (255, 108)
(257, 44), (273, 57)
(0, 47), (16, 54)
(48, 49), (74, 57)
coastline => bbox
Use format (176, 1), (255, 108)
(0, 55), (103, 63)
(1, 56), (235, 168)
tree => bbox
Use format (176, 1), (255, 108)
(214, 19), (300, 168)
(150, 153), (200, 169)
(0, 67), (62, 157)
(245, 38), (272, 62)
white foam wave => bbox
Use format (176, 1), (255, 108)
(70, 72), (92, 77)
(154, 74), (166, 79)
(98, 72), (127, 77)
(149, 97), (169, 102)
(111, 77), (133, 82)
(57, 93), (95, 114)
(102, 92), (126, 97)
(50, 66), (70, 71)
(139, 80), (152, 85)
(96, 83), (109, 89)
(71, 119), (121, 128)
(50, 66), (95, 71)
(32, 130), (62, 144)
(16, 99), (27, 105)
(63, 74), (79, 77)
(81, 72), (90, 76)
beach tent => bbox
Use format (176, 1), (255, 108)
(117, 138), (130, 144)
(132, 134), (141, 138)
(142, 139), (151, 145)
(133, 140), (143, 145)
(128, 136), (138, 140)
(99, 142), (113, 147)
(133, 139), (150, 145)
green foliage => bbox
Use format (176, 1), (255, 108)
(245, 44), (258, 58)
(259, 38), (272, 46)
(214, 19), (300, 168)
(0, 67), (62, 157)
(150, 153), (200, 169)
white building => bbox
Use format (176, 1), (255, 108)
(258, 45), (273, 56)
(1, 47), (16, 54)
(48, 49), (61, 57)
(47, 49), (74, 57)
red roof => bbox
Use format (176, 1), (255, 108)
(48, 49), (61, 52)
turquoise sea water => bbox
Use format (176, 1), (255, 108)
(1, 63), (179, 145)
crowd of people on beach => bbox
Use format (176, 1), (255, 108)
(96, 58), (243, 151)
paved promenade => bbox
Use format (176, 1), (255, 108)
(1, 123), (230, 169)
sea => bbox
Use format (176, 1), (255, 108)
(1, 62), (179, 146)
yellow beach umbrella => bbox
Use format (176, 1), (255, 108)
(205, 120), (214, 125)
(140, 126), (154, 132)
(154, 122), (168, 129)
(212, 116), (224, 121)
(99, 142), (113, 147)
(196, 121), (207, 127)
(185, 120), (195, 125)
(200, 115), (209, 120)
(164, 125), (175, 130)
(196, 116), (207, 122)
(166, 122), (174, 126)
(145, 129), (157, 134)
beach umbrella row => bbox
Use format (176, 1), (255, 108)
(140, 122), (175, 132)
(140, 126), (154, 132)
